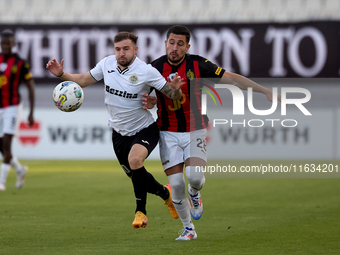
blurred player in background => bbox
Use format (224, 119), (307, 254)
(0, 29), (35, 191)
(46, 32), (182, 228)
(143, 25), (279, 240)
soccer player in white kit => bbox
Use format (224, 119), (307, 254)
(46, 32), (183, 229)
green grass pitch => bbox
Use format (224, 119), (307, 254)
(0, 160), (339, 255)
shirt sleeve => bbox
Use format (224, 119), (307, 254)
(90, 57), (106, 81)
(198, 56), (225, 80)
(146, 64), (167, 91)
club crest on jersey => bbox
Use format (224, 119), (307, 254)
(187, 69), (194, 80)
(12, 65), (17, 74)
(0, 63), (7, 72)
(129, 74), (138, 84)
(169, 73), (176, 81)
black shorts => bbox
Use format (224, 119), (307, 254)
(112, 122), (159, 177)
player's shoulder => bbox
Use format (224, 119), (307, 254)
(186, 54), (208, 63)
(134, 56), (147, 66)
(13, 53), (26, 62)
(151, 55), (167, 67)
(13, 54), (31, 69)
(132, 56), (152, 73)
(97, 55), (116, 69)
(105, 55), (116, 63)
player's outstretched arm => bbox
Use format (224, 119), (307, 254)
(220, 71), (281, 103)
(160, 72), (184, 100)
(46, 58), (96, 88)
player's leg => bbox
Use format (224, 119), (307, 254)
(132, 122), (178, 219)
(185, 158), (206, 220)
(0, 106), (27, 190)
(128, 143), (149, 228)
(0, 110), (6, 190)
(165, 166), (197, 240)
(0, 134), (13, 190)
(111, 129), (148, 228)
(159, 131), (196, 240)
(184, 129), (207, 220)
(10, 155), (28, 189)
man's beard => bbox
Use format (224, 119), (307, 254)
(118, 56), (134, 67)
(167, 53), (184, 64)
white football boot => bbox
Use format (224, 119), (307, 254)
(175, 227), (197, 241)
(0, 183), (6, 191)
(188, 184), (203, 220)
(16, 166), (28, 189)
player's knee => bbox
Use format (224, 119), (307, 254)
(3, 153), (12, 164)
(167, 173), (186, 199)
(185, 166), (205, 190)
(128, 154), (144, 169)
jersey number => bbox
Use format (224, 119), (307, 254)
(196, 138), (207, 153)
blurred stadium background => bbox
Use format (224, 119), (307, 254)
(1, 1), (339, 254)
(1, 0), (338, 160)
(1, 0), (339, 23)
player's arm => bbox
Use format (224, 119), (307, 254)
(159, 72), (184, 100)
(25, 78), (35, 126)
(46, 58), (96, 87)
(21, 62), (35, 126)
(220, 71), (281, 103)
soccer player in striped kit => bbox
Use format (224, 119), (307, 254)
(0, 30), (35, 191)
(144, 25), (278, 240)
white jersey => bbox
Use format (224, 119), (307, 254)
(90, 55), (166, 136)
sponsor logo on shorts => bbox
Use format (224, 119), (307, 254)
(173, 200), (183, 205)
(162, 160), (170, 166)
(121, 165), (131, 174)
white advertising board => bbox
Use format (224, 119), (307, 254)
(12, 107), (337, 160)
(205, 108), (334, 160)
(12, 108), (160, 160)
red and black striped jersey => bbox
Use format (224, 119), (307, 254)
(151, 54), (225, 132)
(0, 53), (32, 108)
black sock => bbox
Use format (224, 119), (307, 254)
(131, 166), (148, 215)
(146, 172), (170, 201)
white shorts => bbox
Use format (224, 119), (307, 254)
(159, 129), (207, 170)
(0, 104), (22, 138)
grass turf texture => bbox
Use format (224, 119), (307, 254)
(0, 160), (339, 255)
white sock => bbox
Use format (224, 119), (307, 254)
(185, 166), (206, 195)
(0, 163), (11, 184)
(10, 156), (23, 174)
(167, 172), (194, 229)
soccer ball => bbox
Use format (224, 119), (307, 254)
(53, 81), (84, 112)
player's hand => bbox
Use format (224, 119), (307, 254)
(142, 93), (157, 109)
(27, 113), (34, 127)
(46, 58), (64, 77)
(167, 72), (184, 90)
(265, 89), (282, 103)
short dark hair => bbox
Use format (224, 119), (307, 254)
(0, 29), (14, 39)
(166, 25), (191, 43)
(114, 32), (138, 45)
